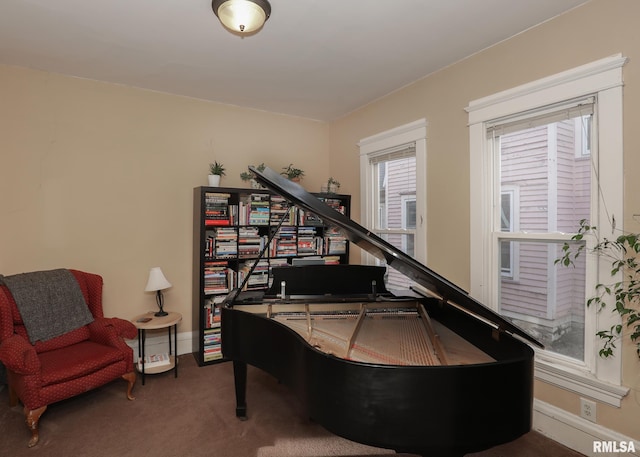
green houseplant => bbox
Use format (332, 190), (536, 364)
(240, 163), (266, 188)
(556, 219), (640, 358)
(281, 164), (304, 182)
(323, 177), (341, 193)
(208, 161), (225, 186)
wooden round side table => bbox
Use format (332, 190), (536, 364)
(131, 311), (182, 385)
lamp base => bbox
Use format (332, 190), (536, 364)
(154, 290), (168, 317)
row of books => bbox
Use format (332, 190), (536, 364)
(205, 192), (347, 227)
(204, 302), (221, 329)
(205, 227), (238, 258)
(203, 328), (222, 362)
(203, 303), (222, 362)
(238, 193), (270, 225)
(205, 192), (233, 226)
(238, 227), (268, 259)
(205, 229), (345, 260)
(237, 259), (270, 290)
(203, 261), (234, 295)
(203, 256), (345, 296)
(269, 195), (296, 226)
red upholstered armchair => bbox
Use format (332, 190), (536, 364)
(0, 269), (137, 447)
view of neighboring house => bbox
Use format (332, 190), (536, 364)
(370, 117), (591, 360)
(498, 116), (591, 359)
(374, 155), (417, 290)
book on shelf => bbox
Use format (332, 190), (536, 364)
(203, 332), (221, 345)
(298, 208), (323, 226)
(204, 192), (232, 226)
(205, 227), (238, 259)
(238, 259), (269, 290)
(138, 353), (171, 370)
(238, 226), (267, 259)
(239, 193), (270, 225)
(320, 197), (347, 215)
(270, 195), (296, 226)
(203, 349), (223, 362)
(205, 303), (222, 328)
(203, 262), (234, 295)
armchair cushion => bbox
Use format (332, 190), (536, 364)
(39, 341), (124, 386)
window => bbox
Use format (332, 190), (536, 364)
(359, 120), (427, 290)
(491, 106), (592, 360)
(467, 55), (628, 406)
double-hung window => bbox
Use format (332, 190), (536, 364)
(467, 55), (628, 405)
(359, 120), (427, 290)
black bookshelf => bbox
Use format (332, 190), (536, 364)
(192, 186), (350, 366)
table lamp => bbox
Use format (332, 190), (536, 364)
(145, 267), (172, 316)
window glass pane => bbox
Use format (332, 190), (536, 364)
(379, 233), (414, 290)
(496, 110), (592, 360)
(375, 157), (416, 230)
(405, 200), (416, 229)
(501, 193), (512, 231)
(499, 115), (591, 234)
(498, 240), (586, 360)
(373, 155), (417, 290)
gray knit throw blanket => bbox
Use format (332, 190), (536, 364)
(0, 269), (94, 343)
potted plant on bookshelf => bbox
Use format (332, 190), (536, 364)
(281, 164), (304, 182)
(240, 163), (266, 189)
(208, 161), (225, 187)
(322, 177), (340, 193)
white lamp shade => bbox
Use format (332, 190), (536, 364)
(145, 267), (172, 292)
(214, 0), (270, 34)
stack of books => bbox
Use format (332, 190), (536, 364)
(204, 193), (231, 226)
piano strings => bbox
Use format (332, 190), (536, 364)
(238, 300), (495, 366)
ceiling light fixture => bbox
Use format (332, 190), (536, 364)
(212, 0), (271, 34)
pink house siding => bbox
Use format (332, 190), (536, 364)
(499, 120), (589, 342)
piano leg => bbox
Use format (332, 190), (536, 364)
(233, 360), (248, 420)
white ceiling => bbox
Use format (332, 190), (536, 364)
(0, 0), (591, 121)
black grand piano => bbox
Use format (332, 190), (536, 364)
(221, 166), (542, 457)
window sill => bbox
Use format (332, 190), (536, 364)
(535, 358), (629, 407)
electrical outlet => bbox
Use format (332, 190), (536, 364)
(580, 397), (597, 423)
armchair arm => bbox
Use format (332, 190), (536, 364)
(110, 317), (138, 340)
(0, 334), (40, 375)
(88, 317), (137, 346)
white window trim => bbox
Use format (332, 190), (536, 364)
(358, 119), (427, 265)
(466, 54), (629, 406)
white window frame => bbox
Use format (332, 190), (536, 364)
(466, 54), (629, 406)
(358, 119), (427, 266)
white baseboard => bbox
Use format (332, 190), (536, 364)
(533, 399), (639, 456)
(127, 330), (195, 361)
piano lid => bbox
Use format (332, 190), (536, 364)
(248, 165), (543, 348)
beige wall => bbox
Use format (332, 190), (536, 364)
(0, 64), (330, 332)
(329, 0), (640, 442)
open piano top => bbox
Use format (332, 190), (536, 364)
(220, 166), (542, 457)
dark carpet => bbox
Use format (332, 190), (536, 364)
(0, 354), (585, 457)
